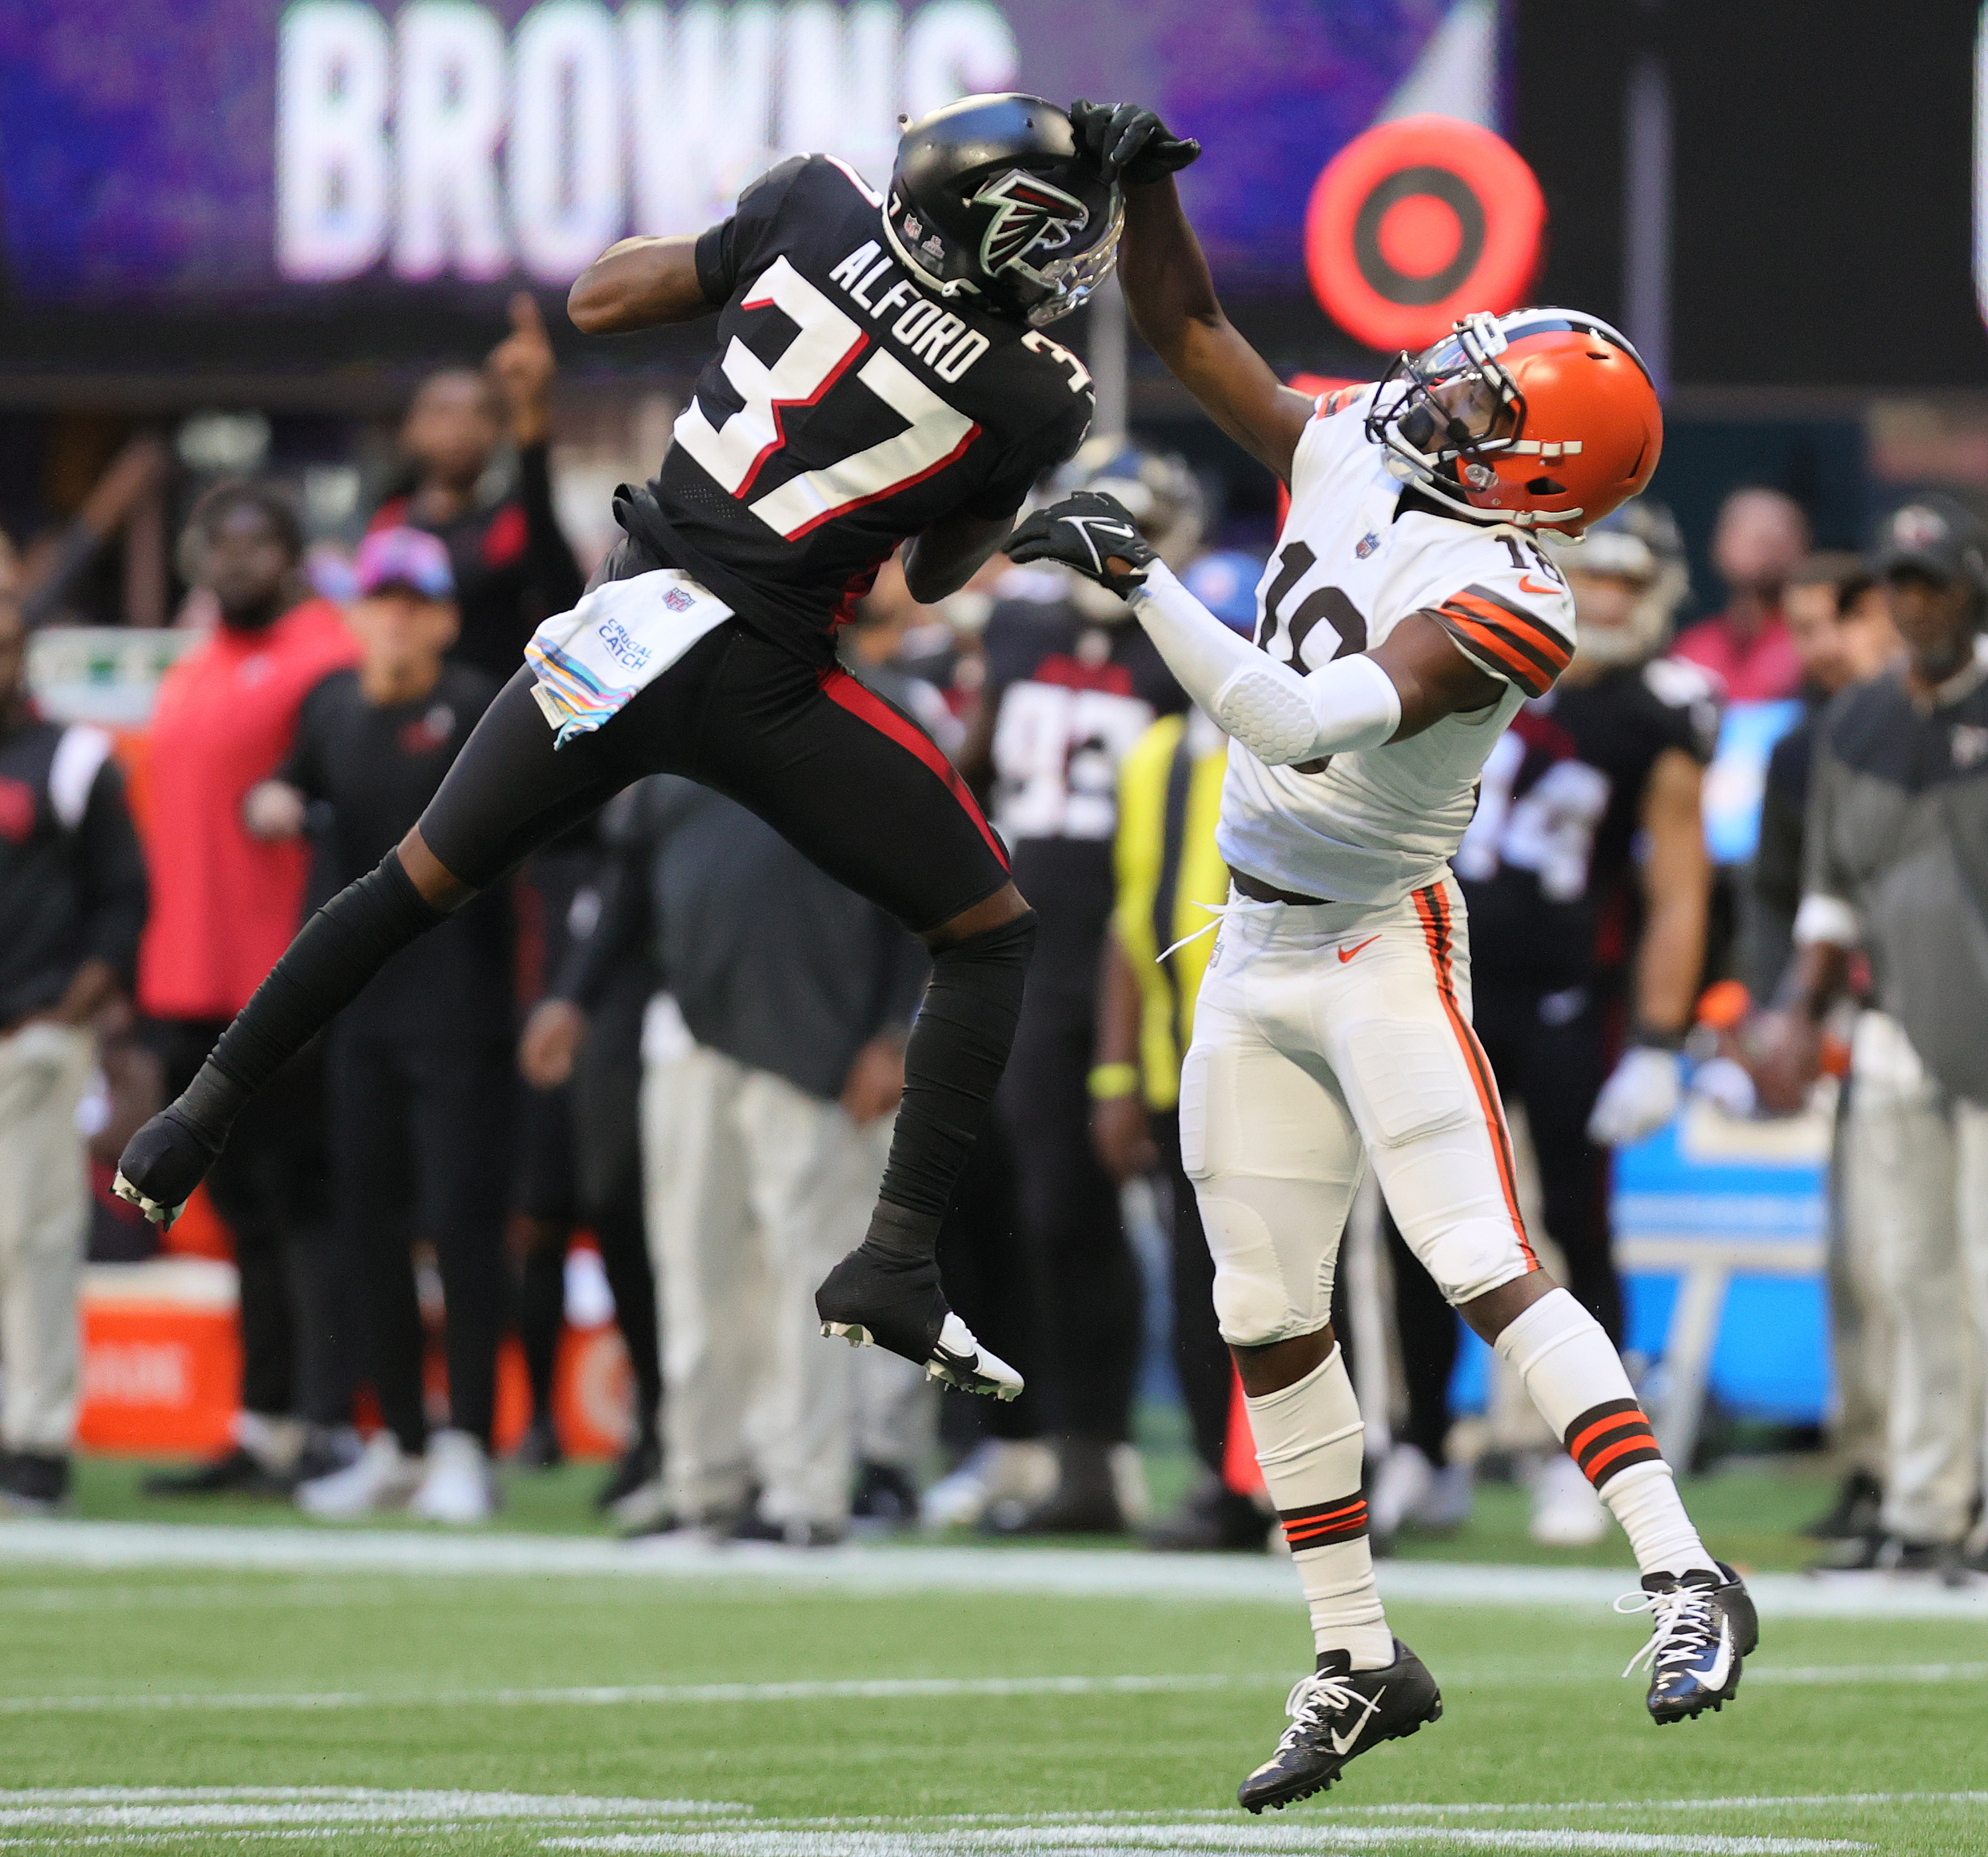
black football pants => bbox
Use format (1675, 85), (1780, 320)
(998, 966), (1140, 1444)
(327, 1026), (510, 1453)
(151, 1019), (341, 1428)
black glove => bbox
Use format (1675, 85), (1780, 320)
(1069, 99), (1201, 186)
(114, 1105), (222, 1229)
(1007, 491), (1157, 597)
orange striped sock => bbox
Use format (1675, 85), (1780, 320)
(1243, 1345), (1393, 1669)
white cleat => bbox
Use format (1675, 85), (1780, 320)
(111, 1169), (185, 1230)
(408, 1429), (497, 1525)
(297, 1432), (423, 1520)
(822, 1311), (1024, 1402)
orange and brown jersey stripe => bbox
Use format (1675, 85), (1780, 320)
(1430, 585), (1573, 700)
(1277, 1493), (1369, 1553)
(1565, 1398), (1663, 1490)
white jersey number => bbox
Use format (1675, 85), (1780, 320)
(674, 257), (978, 542)
(1454, 730), (1612, 902)
(992, 680), (1154, 842)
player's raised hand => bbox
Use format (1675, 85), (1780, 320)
(1006, 490), (1156, 596)
(1069, 100), (1201, 186)
(487, 292), (556, 446)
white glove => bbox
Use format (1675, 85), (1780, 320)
(1587, 1045), (1683, 1147)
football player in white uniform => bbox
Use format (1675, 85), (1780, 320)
(1006, 100), (1756, 1813)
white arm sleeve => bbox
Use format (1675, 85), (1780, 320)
(1125, 561), (1401, 766)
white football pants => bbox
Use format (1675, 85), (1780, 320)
(1844, 1011), (1988, 1546)
(639, 1029), (915, 1531)
(1181, 875), (1537, 1347)
(0, 1022), (94, 1456)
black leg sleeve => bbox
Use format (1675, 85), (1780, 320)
(871, 909), (1037, 1242)
(181, 855), (446, 1144)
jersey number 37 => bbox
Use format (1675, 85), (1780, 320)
(675, 258), (978, 542)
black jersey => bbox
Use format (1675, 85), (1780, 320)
(982, 585), (1187, 979)
(1456, 656), (1720, 992)
(619, 155), (1095, 666)
(285, 664), (511, 1040)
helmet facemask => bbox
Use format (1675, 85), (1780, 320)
(1367, 313), (1537, 523)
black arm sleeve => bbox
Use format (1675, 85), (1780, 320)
(77, 759), (148, 986)
(516, 441), (585, 617)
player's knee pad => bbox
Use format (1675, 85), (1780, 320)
(1399, 1213), (1534, 1308)
(1195, 1172), (1343, 1347)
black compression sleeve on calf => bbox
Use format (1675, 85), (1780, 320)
(178, 854), (447, 1141)
(870, 909), (1037, 1252)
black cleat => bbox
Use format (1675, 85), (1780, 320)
(114, 1106), (222, 1231)
(1237, 1639), (1442, 1813)
(816, 1245), (1022, 1400)
(1620, 1562), (1758, 1724)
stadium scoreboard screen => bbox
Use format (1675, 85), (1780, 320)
(0, 0), (1483, 323)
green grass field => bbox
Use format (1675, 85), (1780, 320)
(3, 1457), (1987, 1854)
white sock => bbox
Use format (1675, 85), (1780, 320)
(1493, 1289), (1715, 1580)
(1244, 1344), (1394, 1669)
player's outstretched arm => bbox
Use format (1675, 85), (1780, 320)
(1008, 493), (1504, 763)
(900, 510), (1014, 605)
(1073, 102), (1313, 483)
(568, 235), (713, 334)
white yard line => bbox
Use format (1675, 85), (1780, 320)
(0, 1674), (1264, 1714)
(5, 1658), (1984, 1716)
(1, 1521), (1983, 1619)
(542, 1829), (1867, 1854)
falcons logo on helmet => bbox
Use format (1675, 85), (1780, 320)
(972, 168), (1089, 276)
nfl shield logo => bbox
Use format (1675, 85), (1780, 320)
(1355, 531), (1379, 558)
(662, 586), (694, 613)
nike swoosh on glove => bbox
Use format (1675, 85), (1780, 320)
(1586, 1045), (1683, 1148)
(1069, 99), (1201, 186)
(1006, 490), (1156, 597)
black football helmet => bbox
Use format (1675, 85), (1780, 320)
(883, 94), (1122, 327)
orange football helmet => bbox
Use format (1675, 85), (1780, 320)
(1365, 309), (1662, 532)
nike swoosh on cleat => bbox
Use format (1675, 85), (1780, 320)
(1323, 1685), (1384, 1755)
(1699, 1621), (1734, 1692)
(1338, 936), (1381, 964)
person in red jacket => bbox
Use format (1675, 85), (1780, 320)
(139, 482), (359, 1496)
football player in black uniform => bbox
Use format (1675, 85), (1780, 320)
(114, 95), (1125, 1402)
(1373, 498), (1719, 1546)
(960, 441), (1196, 1531)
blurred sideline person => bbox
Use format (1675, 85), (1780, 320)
(558, 775), (930, 1544)
(1671, 486), (1810, 702)
(959, 440), (1197, 1534)
(251, 530), (512, 1523)
(0, 594), (147, 1510)
(1746, 554), (1898, 1550)
(511, 833), (666, 1521)
(138, 484), (358, 1496)
(1012, 100), (1754, 1805)
(1375, 500), (1717, 1550)
(118, 99), (1116, 1413)
(1748, 554), (1899, 1000)
(1093, 553), (1268, 1552)
(1753, 496), (1988, 1574)
(369, 295), (585, 684)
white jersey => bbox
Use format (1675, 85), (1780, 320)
(1218, 388), (1579, 905)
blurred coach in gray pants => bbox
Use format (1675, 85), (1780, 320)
(1754, 495), (1988, 1570)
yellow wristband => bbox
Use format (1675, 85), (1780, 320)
(1088, 1062), (1140, 1100)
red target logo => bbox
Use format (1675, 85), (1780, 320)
(1305, 115), (1545, 353)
